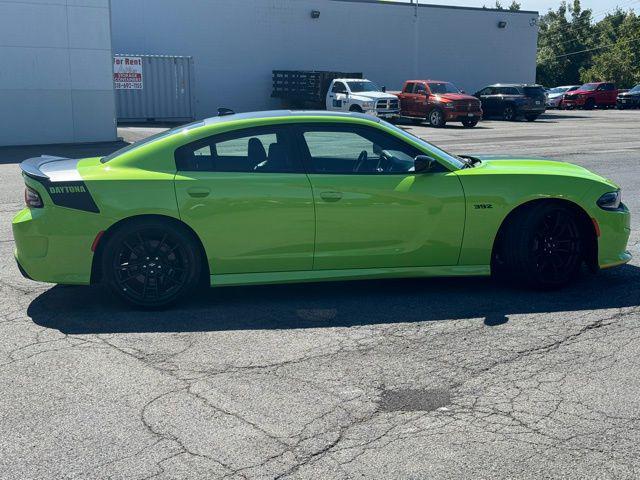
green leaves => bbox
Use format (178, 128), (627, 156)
(537, 1), (640, 88)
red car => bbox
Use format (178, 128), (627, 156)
(562, 82), (618, 110)
(395, 80), (483, 128)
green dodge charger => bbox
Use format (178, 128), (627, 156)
(13, 111), (631, 307)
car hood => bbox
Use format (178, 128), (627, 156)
(461, 155), (617, 186)
(618, 91), (640, 97)
(434, 93), (478, 102)
(567, 89), (594, 96)
(350, 91), (398, 101)
(547, 92), (565, 99)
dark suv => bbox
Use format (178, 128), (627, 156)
(474, 84), (547, 121)
(617, 84), (640, 109)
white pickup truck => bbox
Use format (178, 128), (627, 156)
(326, 79), (400, 120)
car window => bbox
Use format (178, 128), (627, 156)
(332, 82), (347, 94)
(415, 83), (427, 94)
(404, 82), (415, 93)
(175, 125), (301, 173)
(500, 87), (520, 95)
(298, 125), (428, 175)
(478, 87), (495, 96)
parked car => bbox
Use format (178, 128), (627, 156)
(271, 70), (400, 120)
(13, 111), (631, 308)
(546, 85), (581, 109)
(562, 82), (618, 110)
(473, 84), (546, 121)
(617, 84), (640, 109)
(394, 80), (483, 128)
(325, 78), (400, 120)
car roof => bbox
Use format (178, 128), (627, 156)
(202, 110), (381, 126)
(487, 83), (543, 88)
(334, 78), (369, 82)
(406, 80), (450, 83)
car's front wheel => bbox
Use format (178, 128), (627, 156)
(499, 203), (584, 289)
(428, 108), (446, 128)
(462, 119), (479, 128)
(102, 219), (202, 308)
(502, 104), (517, 121)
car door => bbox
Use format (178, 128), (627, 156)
(174, 124), (315, 275)
(414, 82), (429, 116)
(327, 81), (349, 111)
(477, 87), (498, 115)
(293, 123), (466, 270)
(401, 82), (416, 115)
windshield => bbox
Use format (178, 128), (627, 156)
(630, 84), (640, 93)
(548, 86), (570, 94)
(347, 81), (380, 93)
(523, 86), (546, 97)
(579, 83), (599, 91)
(428, 82), (461, 94)
(383, 122), (467, 170)
(101, 120), (205, 163)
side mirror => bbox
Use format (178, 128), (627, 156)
(460, 90), (466, 94)
(382, 86), (387, 93)
(414, 155), (437, 173)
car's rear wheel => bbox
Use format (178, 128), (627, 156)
(428, 108), (446, 128)
(102, 219), (202, 308)
(502, 104), (517, 121)
(499, 203), (583, 289)
(462, 119), (478, 128)
(525, 114), (539, 122)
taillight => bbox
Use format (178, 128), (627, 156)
(24, 186), (43, 208)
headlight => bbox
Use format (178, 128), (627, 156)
(362, 102), (375, 110)
(442, 102), (455, 109)
(597, 190), (622, 211)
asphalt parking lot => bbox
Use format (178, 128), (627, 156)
(1, 110), (639, 479)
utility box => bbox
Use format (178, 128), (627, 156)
(114, 54), (195, 123)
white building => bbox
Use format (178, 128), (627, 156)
(0, 0), (539, 146)
(0, 0), (117, 146)
(111, 0), (539, 119)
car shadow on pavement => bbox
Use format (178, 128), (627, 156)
(29, 264), (640, 334)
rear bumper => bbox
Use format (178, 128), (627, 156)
(12, 206), (100, 285)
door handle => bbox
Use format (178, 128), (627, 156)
(187, 187), (211, 198)
(320, 191), (343, 202)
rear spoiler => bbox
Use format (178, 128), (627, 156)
(20, 156), (99, 213)
(21, 156), (83, 182)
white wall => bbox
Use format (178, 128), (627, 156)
(111, 0), (539, 119)
(0, 0), (117, 146)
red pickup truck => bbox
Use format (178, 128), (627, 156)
(562, 82), (618, 110)
(395, 80), (483, 128)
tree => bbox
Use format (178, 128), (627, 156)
(509, 1), (521, 11)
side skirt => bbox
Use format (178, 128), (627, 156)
(211, 265), (490, 287)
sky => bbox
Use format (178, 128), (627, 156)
(406, 0), (638, 16)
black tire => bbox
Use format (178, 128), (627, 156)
(428, 108), (446, 128)
(525, 114), (539, 122)
(349, 105), (363, 113)
(498, 203), (583, 289)
(102, 219), (202, 308)
(584, 98), (596, 110)
(461, 119), (478, 128)
(502, 104), (517, 121)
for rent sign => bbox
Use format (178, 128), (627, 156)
(113, 57), (143, 90)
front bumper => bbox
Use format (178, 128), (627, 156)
(546, 97), (562, 108)
(368, 109), (400, 119)
(617, 97), (640, 107)
(595, 204), (632, 269)
(445, 110), (482, 121)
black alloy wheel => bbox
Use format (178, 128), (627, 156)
(103, 221), (201, 308)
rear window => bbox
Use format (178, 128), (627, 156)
(523, 86), (545, 97)
(101, 120), (205, 163)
